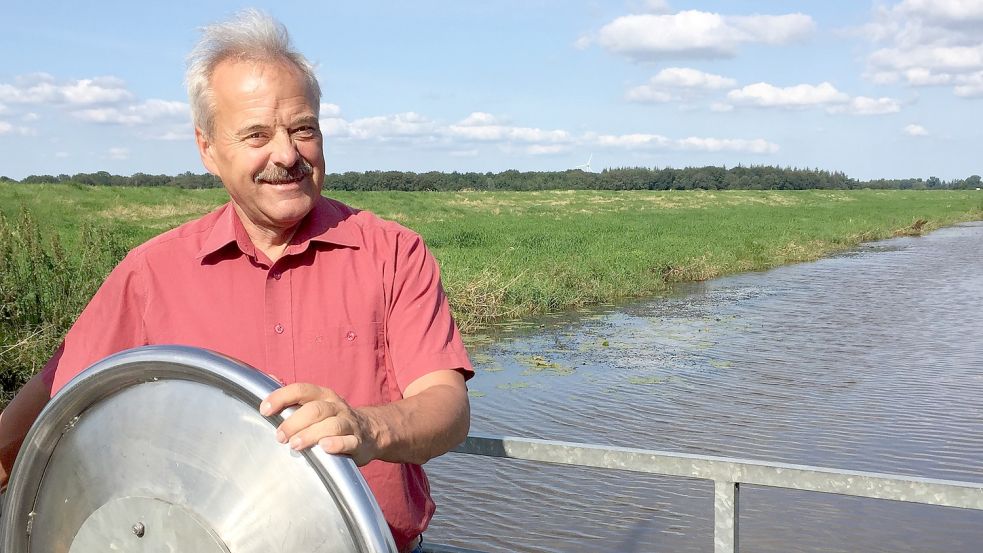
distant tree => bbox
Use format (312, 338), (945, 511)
(0, 166), (959, 191)
(72, 173), (95, 185)
(21, 174), (57, 184)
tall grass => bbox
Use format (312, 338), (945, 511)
(0, 210), (130, 404)
(1, 184), (981, 405)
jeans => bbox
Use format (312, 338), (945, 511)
(407, 535), (425, 553)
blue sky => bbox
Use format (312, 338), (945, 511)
(1, 1), (981, 180)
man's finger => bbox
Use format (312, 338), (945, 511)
(287, 416), (351, 450)
(318, 435), (360, 457)
(277, 401), (343, 444)
(260, 383), (337, 416)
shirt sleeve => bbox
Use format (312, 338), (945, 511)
(385, 232), (474, 393)
(41, 251), (149, 395)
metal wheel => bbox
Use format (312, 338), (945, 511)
(1, 345), (398, 553)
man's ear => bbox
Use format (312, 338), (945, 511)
(195, 127), (221, 177)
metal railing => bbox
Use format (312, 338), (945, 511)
(424, 433), (983, 553)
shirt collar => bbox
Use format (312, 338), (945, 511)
(196, 197), (361, 260)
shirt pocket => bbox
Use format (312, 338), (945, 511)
(297, 322), (388, 407)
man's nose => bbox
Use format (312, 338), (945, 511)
(269, 129), (300, 167)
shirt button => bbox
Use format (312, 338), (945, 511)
(274, 324), (284, 334)
(345, 331), (357, 342)
(272, 271), (282, 280)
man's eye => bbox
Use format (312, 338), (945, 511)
(294, 126), (318, 138)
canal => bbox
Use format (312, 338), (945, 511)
(425, 221), (983, 553)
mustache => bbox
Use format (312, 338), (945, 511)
(254, 159), (313, 183)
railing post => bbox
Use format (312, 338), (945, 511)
(714, 481), (739, 553)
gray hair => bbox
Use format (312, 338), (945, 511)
(186, 9), (321, 137)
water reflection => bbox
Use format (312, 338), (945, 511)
(427, 222), (983, 553)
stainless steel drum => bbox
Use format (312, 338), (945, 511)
(1, 345), (398, 553)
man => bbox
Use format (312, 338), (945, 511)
(0, 10), (472, 553)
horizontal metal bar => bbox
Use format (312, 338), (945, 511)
(452, 434), (983, 510)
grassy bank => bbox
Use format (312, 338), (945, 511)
(2, 183), (982, 401)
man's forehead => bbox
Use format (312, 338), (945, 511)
(210, 59), (317, 120)
(212, 58), (306, 93)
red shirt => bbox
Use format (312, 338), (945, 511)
(42, 196), (473, 551)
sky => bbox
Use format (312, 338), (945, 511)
(1, 0), (981, 181)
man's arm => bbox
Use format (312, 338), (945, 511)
(0, 373), (51, 486)
(261, 369), (470, 466)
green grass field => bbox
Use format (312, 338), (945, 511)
(2, 183), (982, 401)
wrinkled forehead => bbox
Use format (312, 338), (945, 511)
(210, 59), (318, 108)
(210, 58), (318, 118)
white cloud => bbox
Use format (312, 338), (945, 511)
(727, 82), (849, 108)
(651, 67), (736, 89)
(320, 103), (342, 118)
(590, 132), (777, 154)
(0, 120), (36, 136)
(953, 71), (983, 97)
(22, 112), (39, 121)
(727, 14), (817, 45)
(107, 147), (129, 160)
(446, 124), (569, 143)
(509, 127), (570, 143)
(73, 99), (189, 126)
(347, 112), (437, 140)
(627, 67), (736, 103)
(136, 99), (188, 119)
(903, 67), (953, 85)
(900, 0), (983, 24)
(594, 133), (671, 148)
(0, 73), (58, 104)
(149, 124), (193, 141)
(74, 107), (142, 125)
(828, 96), (902, 115)
(677, 136), (779, 154)
(723, 82), (902, 116)
(526, 144), (569, 155)
(0, 74), (132, 105)
(593, 10), (814, 61)
(321, 117), (352, 137)
(869, 44), (983, 73)
(458, 112), (500, 126)
(904, 123), (929, 136)
(447, 113), (570, 144)
(55, 151), (70, 158)
(710, 102), (734, 112)
(863, 1), (983, 97)
(61, 77), (133, 105)
(320, 108), (777, 158)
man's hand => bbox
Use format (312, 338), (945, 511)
(259, 369), (470, 467)
(260, 384), (380, 466)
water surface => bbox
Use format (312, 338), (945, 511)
(426, 222), (983, 553)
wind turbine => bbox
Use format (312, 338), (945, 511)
(575, 153), (593, 173)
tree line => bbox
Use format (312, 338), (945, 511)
(2, 166), (981, 191)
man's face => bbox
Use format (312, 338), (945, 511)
(196, 59), (324, 234)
